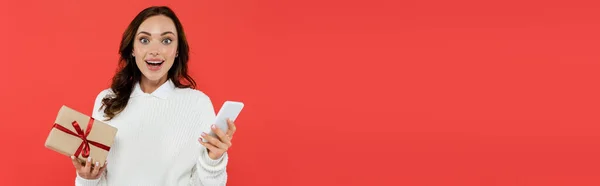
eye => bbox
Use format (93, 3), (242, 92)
(162, 38), (172, 45)
(140, 38), (149, 44)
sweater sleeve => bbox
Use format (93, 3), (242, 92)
(75, 170), (107, 186)
(189, 93), (229, 185)
(190, 146), (229, 186)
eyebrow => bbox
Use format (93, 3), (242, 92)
(137, 31), (176, 36)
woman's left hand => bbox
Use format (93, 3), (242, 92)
(198, 118), (237, 160)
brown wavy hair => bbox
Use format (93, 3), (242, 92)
(101, 6), (196, 120)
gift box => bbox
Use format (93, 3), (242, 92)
(44, 105), (117, 166)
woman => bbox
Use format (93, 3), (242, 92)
(71, 6), (236, 186)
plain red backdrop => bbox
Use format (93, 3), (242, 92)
(1, 0), (600, 185)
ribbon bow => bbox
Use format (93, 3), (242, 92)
(52, 118), (111, 158)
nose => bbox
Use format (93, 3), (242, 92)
(147, 41), (161, 56)
(147, 46), (160, 56)
(148, 51), (159, 56)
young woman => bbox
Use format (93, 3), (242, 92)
(70, 6), (236, 186)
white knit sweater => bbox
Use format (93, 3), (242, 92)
(75, 79), (228, 186)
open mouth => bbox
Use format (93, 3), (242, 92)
(145, 60), (164, 66)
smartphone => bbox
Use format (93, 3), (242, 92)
(203, 101), (244, 142)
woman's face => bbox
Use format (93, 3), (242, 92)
(132, 15), (178, 83)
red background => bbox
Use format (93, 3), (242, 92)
(1, 0), (600, 185)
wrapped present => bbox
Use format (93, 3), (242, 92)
(44, 105), (117, 166)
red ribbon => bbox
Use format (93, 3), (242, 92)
(52, 117), (111, 158)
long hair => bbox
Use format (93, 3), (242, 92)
(101, 6), (196, 120)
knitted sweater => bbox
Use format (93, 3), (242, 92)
(75, 79), (228, 186)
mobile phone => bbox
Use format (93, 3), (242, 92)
(203, 101), (244, 142)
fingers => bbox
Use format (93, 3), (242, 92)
(198, 118), (237, 159)
(198, 137), (227, 160)
(227, 119), (235, 137)
(72, 155), (106, 179)
(212, 125), (232, 147)
(83, 157), (92, 173)
(71, 156), (82, 170)
(202, 131), (228, 150)
(91, 161), (101, 176)
(98, 162), (107, 174)
(198, 137), (221, 153)
(226, 118), (236, 138)
(227, 119), (236, 136)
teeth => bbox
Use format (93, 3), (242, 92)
(146, 60), (163, 64)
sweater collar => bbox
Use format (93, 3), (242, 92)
(131, 79), (175, 99)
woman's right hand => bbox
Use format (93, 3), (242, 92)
(71, 156), (106, 180)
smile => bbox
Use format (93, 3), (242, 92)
(145, 60), (164, 66)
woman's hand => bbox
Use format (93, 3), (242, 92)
(71, 156), (106, 180)
(198, 118), (237, 160)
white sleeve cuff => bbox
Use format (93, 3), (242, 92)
(75, 172), (101, 186)
(198, 146), (229, 171)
